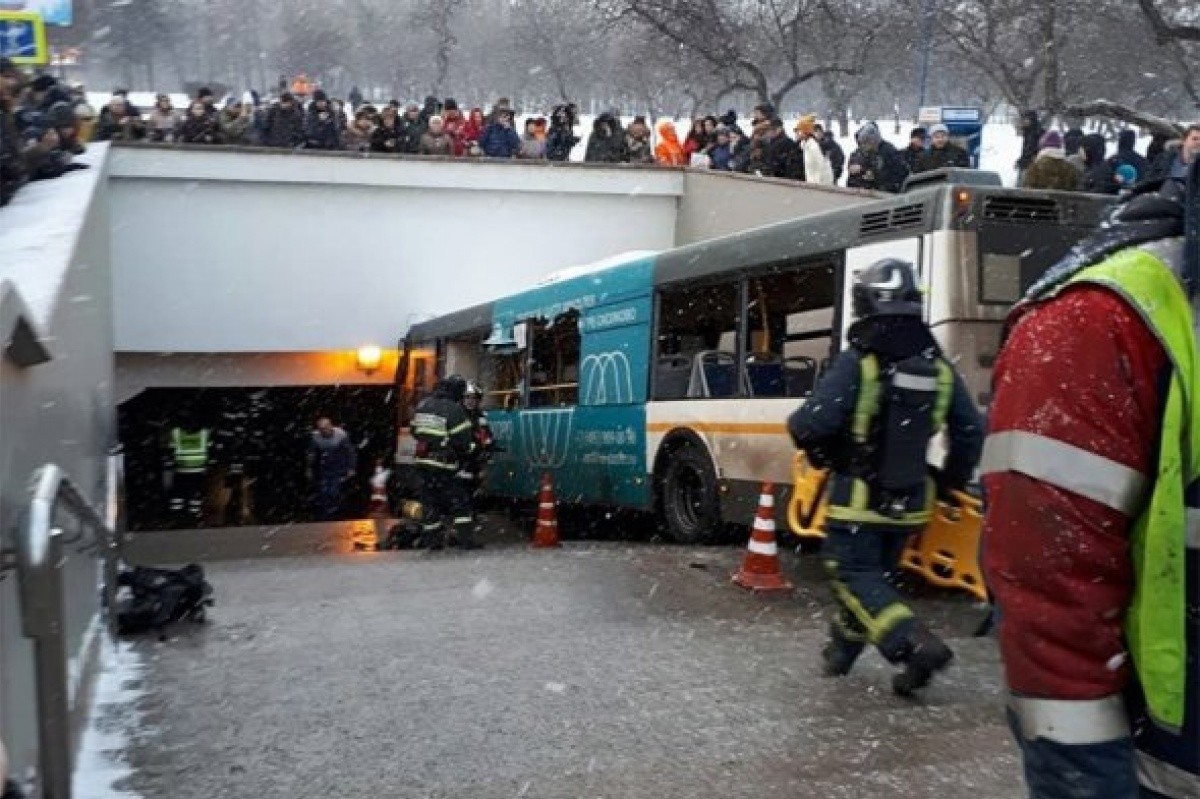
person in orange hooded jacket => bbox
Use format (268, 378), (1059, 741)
(655, 120), (686, 166)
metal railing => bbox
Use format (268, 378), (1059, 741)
(4, 453), (123, 799)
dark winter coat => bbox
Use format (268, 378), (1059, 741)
(764, 133), (804, 180)
(729, 137), (753, 173)
(1079, 134), (1116, 195)
(786, 315), (982, 504)
(178, 112), (221, 145)
(262, 104), (305, 148)
(846, 141), (907, 192)
(1021, 151), (1082, 192)
(305, 107), (342, 150)
(1016, 111), (1043, 172)
(915, 142), (970, 173)
(901, 144), (924, 175)
(1, 104), (27, 206)
(398, 116), (426, 154)
(585, 114), (627, 163)
(96, 107), (146, 142)
(545, 109), (580, 161)
(709, 143), (732, 171)
(370, 119), (405, 154)
(1107, 130), (1148, 183)
(479, 122), (521, 158)
(819, 135), (844, 182)
(1146, 142), (1189, 183)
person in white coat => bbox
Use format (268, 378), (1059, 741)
(795, 114), (834, 186)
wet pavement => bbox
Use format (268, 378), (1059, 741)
(99, 518), (1020, 799)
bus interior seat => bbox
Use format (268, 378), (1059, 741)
(655, 354), (692, 400)
(688, 350), (738, 398)
(745, 353), (784, 397)
(785, 357), (818, 397)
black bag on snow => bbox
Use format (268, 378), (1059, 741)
(116, 564), (214, 635)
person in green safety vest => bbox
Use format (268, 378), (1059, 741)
(787, 258), (984, 697)
(167, 422), (210, 523)
(982, 164), (1200, 798)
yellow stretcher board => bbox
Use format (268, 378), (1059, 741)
(787, 451), (987, 601)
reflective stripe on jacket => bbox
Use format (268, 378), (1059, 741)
(983, 242), (1198, 792)
(172, 428), (208, 472)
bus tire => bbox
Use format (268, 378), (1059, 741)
(659, 443), (722, 544)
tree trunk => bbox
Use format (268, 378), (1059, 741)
(1041, 2), (1060, 111)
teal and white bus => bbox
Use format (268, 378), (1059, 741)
(397, 176), (1112, 543)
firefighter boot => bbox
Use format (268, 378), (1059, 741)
(891, 622), (954, 697)
(821, 617), (866, 677)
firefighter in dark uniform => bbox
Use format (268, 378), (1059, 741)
(413, 375), (482, 550)
(457, 381), (493, 502)
(787, 259), (984, 696)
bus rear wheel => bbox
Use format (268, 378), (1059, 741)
(659, 443), (722, 544)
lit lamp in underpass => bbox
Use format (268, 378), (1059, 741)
(356, 345), (383, 376)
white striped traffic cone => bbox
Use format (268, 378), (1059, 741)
(732, 482), (793, 592)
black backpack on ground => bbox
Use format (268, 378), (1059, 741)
(116, 564), (214, 635)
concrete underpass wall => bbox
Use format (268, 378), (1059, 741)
(0, 147), (116, 784)
(107, 146), (683, 355)
(675, 170), (877, 246)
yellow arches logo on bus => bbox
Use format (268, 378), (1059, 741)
(519, 409), (575, 469)
(581, 351), (633, 405)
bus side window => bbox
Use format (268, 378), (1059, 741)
(747, 263), (836, 398)
(529, 310), (581, 407)
(655, 281), (740, 400)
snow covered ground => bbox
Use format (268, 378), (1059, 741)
(72, 641), (147, 799)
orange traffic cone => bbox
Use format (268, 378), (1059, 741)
(732, 483), (793, 592)
(532, 472), (561, 548)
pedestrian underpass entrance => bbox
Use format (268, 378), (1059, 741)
(118, 385), (394, 530)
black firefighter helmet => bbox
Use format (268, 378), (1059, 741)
(852, 259), (922, 318)
(435, 374), (468, 402)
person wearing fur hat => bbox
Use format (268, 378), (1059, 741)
(419, 115), (455, 156)
(1020, 130), (1083, 191)
(846, 122), (907, 192)
(915, 123), (970, 173)
(794, 114), (834, 185)
(585, 112), (627, 163)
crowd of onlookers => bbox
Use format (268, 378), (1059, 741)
(4, 60), (1200, 210)
(1, 60), (94, 207)
(1014, 111), (1200, 194)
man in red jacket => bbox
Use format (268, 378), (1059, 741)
(982, 172), (1199, 798)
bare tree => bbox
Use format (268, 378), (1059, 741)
(412, 0), (466, 97)
(592, 0), (876, 110)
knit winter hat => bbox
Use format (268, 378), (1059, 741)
(794, 114), (817, 135)
(929, 123), (949, 136)
(1038, 130), (1063, 150)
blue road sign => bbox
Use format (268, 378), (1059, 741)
(0, 11), (48, 65)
